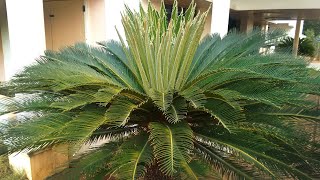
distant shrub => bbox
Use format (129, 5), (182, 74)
(277, 37), (316, 56)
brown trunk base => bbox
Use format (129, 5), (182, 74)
(144, 164), (173, 180)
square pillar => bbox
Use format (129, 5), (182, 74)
(240, 11), (254, 33)
(2, 0), (46, 80)
(85, 0), (107, 44)
(293, 19), (302, 56)
(0, 0), (8, 81)
(211, 0), (231, 37)
(261, 21), (269, 33)
(0, 29), (4, 81)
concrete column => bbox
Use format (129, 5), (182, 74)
(0, 24), (4, 81)
(0, 0), (8, 81)
(1, 0), (46, 80)
(261, 21), (269, 33)
(293, 19), (302, 56)
(240, 11), (254, 33)
(211, 0), (231, 37)
(105, 0), (140, 41)
(85, 0), (107, 44)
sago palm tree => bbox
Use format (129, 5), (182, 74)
(1, 1), (320, 179)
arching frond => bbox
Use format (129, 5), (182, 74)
(165, 97), (188, 124)
(149, 122), (193, 176)
(193, 125), (319, 179)
(203, 98), (244, 132)
(149, 90), (173, 112)
(195, 133), (275, 178)
(107, 134), (153, 180)
(105, 92), (147, 126)
(179, 159), (223, 180)
(194, 141), (254, 179)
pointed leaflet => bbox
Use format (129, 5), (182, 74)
(203, 97), (245, 133)
(149, 122), (193, 176)
(180, 87), (206, 109)
(105, 92), (147, 126)
(195, 134), (275, 178)
(2, 112), (73, 152)
(194, 142), (253, 179)
(149, 89), (173, 112)
(108, 134), (153, 180)
(165, 97), (188, 124)
(51, 87), (122, 111)
(180, 159), (223, 180)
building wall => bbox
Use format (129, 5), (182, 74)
(0, 30), (4, 81)
(105, 0), (140, 41)
(142, 0), (161, 10)
(3, 0), (46, 80)
(269, 20), (305, 38)
(44, 0), (85, 50)
(0, 0), (10, 81)
(86, 0), (106, 44)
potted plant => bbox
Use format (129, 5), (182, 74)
(1, 1), (319, 179)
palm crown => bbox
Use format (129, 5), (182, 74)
(1, 1), (320, 179)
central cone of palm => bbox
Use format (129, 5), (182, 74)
(1, 1), (320, 179)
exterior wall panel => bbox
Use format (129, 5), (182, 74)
(44, 0), (85, 50)
(0, 30), (4, 81)
(86, 0), (106, 44)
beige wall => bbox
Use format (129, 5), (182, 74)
(142, 0), (161, 10)
(30, 146), (69, 180)
(0, 30), (4, 81)
(0, 0), (10, 81)
(86, 0), (106, 44)
(9, 145), (69, 180)
(199, 7), (212, 38)
(44, 0), (85, 50)
(2, 0), (46, 80)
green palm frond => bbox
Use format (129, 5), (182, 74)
(194, 141), (254, 179)
(165, 96), (188, 124)
(149, 90), (173, 111)
(179, 159), (223, 180)
(105, 92), (147, 126)
(203, 97), (245, 132)
(193, 125), (318, 179)
(149, 122), (193, 176)
(195, 133), (275, 178)
(108, 134), (153, 179)
(0, 0), (319, 179)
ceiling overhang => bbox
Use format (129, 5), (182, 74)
(230, 9), (320, 21)
(229, 0), (320, 11)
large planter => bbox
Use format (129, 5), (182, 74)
(9, 145), (69, 180)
